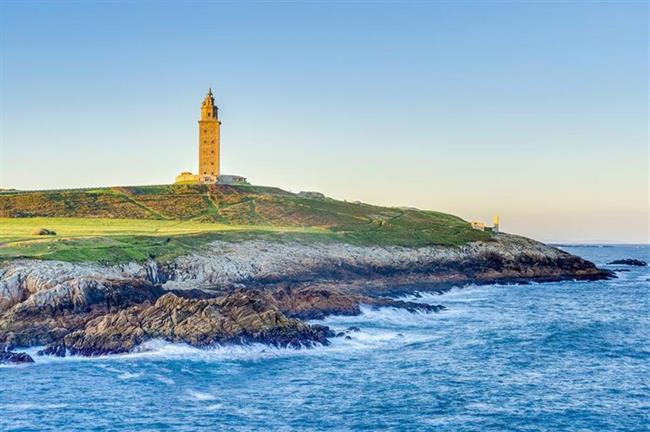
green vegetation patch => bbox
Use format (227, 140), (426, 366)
(0, 217), (326, 263)
(0, 185), (492, 263)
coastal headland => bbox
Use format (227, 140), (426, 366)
(0, 184), (613, 361)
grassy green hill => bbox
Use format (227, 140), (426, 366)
(0, 184), (491, 263)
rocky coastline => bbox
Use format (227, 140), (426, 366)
(0, 233), (613, 359)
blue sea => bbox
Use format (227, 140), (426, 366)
(1, 245), (648, 431)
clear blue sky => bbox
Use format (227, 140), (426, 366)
(1, 1), (647, 243)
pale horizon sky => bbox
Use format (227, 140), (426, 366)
(1, 1), (648, 243)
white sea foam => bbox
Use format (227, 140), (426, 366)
(314, 305), (446, 330)
(132, 339), (333, 361)
(395, 291), (445, 304)
(21, 323), (433, 365)
(121, 306), (452, 360)
(396, 284), (495, 305)
(187, 390), (217, 401)
(16, 347), (123, 366)
(154, 374), (175, 385)
(20, 340), (310, 363)
(118, 371), (143, 380)
(18, 302), (465, 366)
(205, 403), (223, 411)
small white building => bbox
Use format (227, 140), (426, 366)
(217, 175), (248, 185)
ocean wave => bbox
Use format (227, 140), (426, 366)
(118, 371), (143, 380)
(313, 304), (444, 328)
(18, 327), (434, 365)
(186, 390), (217, 401)
(0, 403), (67, 411)
(20, 339), (340, 364)
(154, 374), (175, 385)
(130, 339), (338, 361)
(14, 291), (499, 365)
(396, 284), (500, 304)
(127, 332), (430, 360)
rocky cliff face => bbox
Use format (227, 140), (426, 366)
(39, 291), (332, 356)
(154, 233), (610, 294)
(0, 234), (612, 356)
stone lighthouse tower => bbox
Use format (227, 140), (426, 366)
(198, 88), (220, 180)
(175, 88), (247, 185)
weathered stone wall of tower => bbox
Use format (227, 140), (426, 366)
(198, 90), (220, 179)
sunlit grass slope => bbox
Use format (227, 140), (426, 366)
(0, 184), (491, 263)
(0, 217), (322, 242)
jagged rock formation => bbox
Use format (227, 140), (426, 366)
(0, 264), (162, 347)
(267, 285), (444, 320)
(39, 291), (332, 356)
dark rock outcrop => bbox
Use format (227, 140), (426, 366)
(607, 259), (647, 267)
(265, 285), (444, 320)
(1, 281), (443, 357)
(0, 345), (34, 364)
(0, 278), (163, 347)
(40, 291), (332, 356)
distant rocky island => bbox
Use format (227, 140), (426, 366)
(607, 258), (647, 267)
(0, 184), (613, 363)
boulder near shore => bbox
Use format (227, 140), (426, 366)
(0, 345), (34, 364)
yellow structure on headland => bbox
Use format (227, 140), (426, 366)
(471, 215), (500, 233)
(174, 171), (199, 184)
(492, 215), (500, 233)
(175, 88), (248, 185)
